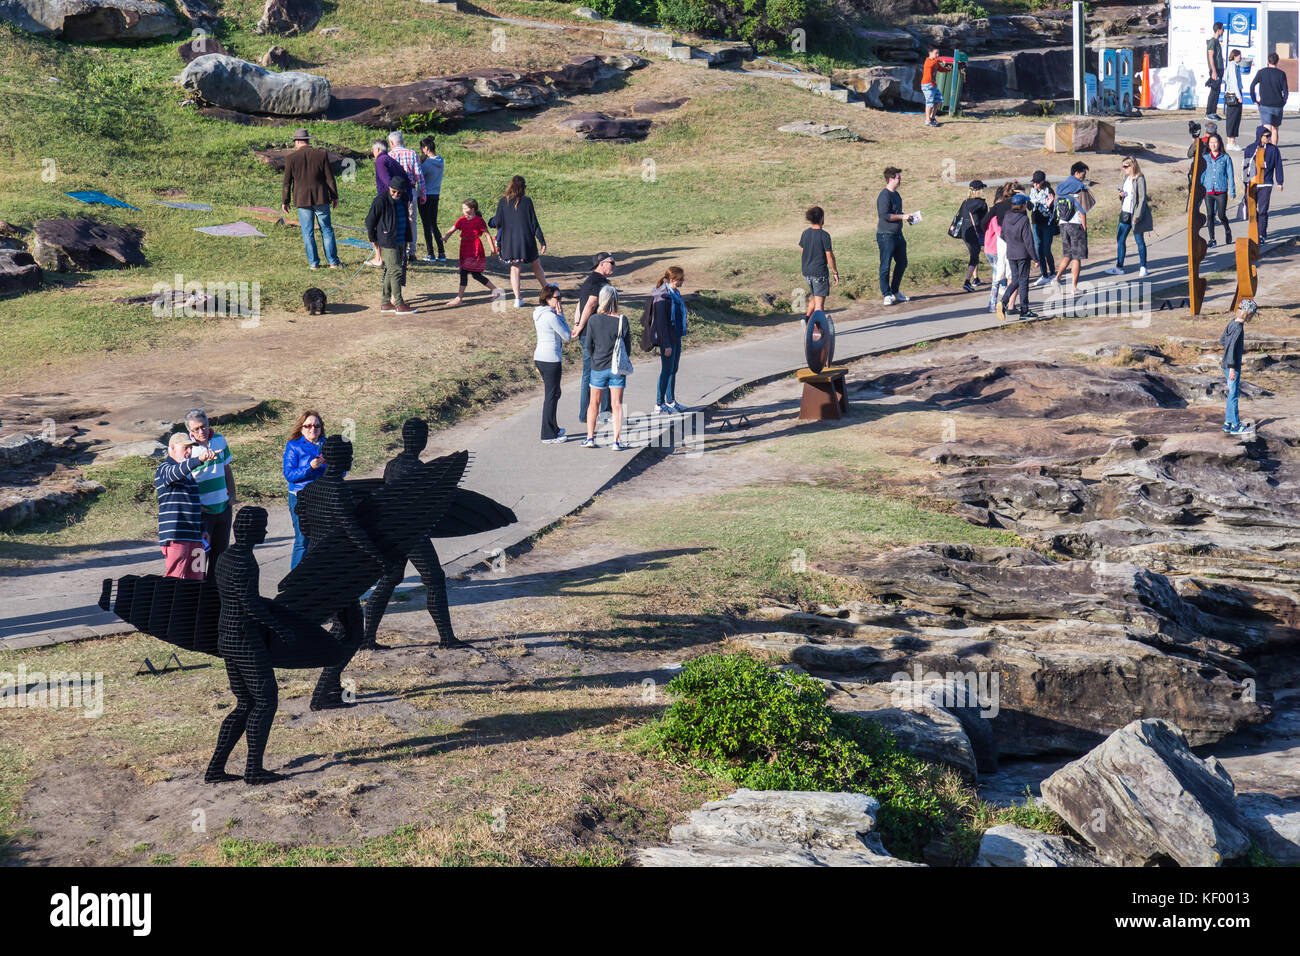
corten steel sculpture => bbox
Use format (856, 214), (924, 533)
(797, 310), (848, 421)
(98, 430), (513, 780)
(1187, 125), (1209, 316)
(1232, 145), (1266, 311)
(361, 418), (517, 650)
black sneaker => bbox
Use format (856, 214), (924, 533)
(1208, 239), (1217, 248)
(962, 281), (975, 293)
(1019, 309), (1039, 318)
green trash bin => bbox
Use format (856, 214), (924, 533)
(936, 51), (966, 116)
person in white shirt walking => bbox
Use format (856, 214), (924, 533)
(1107, 157), (1151, 277)
(532, 284), (571, 443)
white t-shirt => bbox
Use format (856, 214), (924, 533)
(1121, 177), (1135, 215)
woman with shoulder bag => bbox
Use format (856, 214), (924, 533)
(1108, 157), (1151, 277)
(1224, 50), (1245, 150)
(582, 284), (633, 451)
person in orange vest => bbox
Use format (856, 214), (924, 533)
(921, 46), (952, 128)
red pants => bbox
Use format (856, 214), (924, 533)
(162, 540), (207, 579)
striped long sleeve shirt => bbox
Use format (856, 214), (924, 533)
(154, 457), (205, 544)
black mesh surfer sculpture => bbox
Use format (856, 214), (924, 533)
(361, 418), (518, 650)
(206, 507), (286, 784)
(291, 435), (380, 710)
(98, 427), (515, 780)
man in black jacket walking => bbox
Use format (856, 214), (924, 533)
(999, 194), (1037, 320)
(366, 173), (416, 314)
(1251, 52), (1291, 147)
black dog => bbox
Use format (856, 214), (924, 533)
(302, 287), (327, 315)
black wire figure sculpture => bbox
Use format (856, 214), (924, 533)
(360, 418), (517, 650)
(97, 430), (516, 779)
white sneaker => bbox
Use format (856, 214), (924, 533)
(893, 292), (909, 302)
(514, 297), (526, 308)
(542, 428), (567, 444)
(1105, 266), (1125, 275)
(653, 404), (668, 414)
(670, 402), (691, 413)
(1033, 277), (1049, 287)
(882, 294), (896, 306)
(420, 256), (435, 263)
(1139, 267), (1149, 278)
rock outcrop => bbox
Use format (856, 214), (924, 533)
(638, 789), (922, 866)
(32, 218), (145, 271)
(1040, 719), (1251, 866)
(555, 112), (650, 141)
(0, 249), (41, 296)
(254, 0), (320, 36)
(180, 54), (330, 117)
(975, 823), (1103, 867)
(178, 33), (227, 63)
(0, 0), (181, 41)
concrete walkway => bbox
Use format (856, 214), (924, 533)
(2, 117), (1296, 649)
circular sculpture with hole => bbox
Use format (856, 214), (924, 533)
(805, 309), (836, 373)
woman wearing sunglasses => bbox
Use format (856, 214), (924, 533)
(283, 410), (327, 569)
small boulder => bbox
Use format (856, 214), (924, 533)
(32, 219), (145, 272)
(180, 54), (330, 116)
(976, 824), (1104, 867)
(777, 120), (859, 141)
(0, 0), (181, 41)
(1046, 115), (1116, 153)
(178, 33), (227, 63)
(261, 45), (291, 68)
(556, 112), (650, 141)
(1040, 719), (1252, 866)
(572, 6), (601, 18)
(633, 97), (688, 114)
(0, 249), (41, 295)
(255, 0), (321, 35)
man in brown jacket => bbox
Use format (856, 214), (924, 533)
(281, 128), (341, 270)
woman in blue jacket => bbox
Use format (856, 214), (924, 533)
(651, 266), (689, 414)
(282, 410), (326, 569)
(1201, 133), (1236, 248)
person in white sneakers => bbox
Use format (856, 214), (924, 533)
(877, 166), (916, 306)
(1107, 157), (1151, 278)
(533, 284), (570, 444)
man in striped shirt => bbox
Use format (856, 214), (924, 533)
(186, 409), (236, 568)
(387, 130), (426, 263)
(155, 432), (217, 579)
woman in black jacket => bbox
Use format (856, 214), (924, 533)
(998, 194), (1037, 321)
(958, 180), (988, 293)
(490, 175), (548, 308)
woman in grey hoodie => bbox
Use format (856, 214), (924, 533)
(998, 194), (1037, 321)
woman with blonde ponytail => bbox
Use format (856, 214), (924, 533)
(651, 266), (689, 413)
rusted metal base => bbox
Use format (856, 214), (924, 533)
(796, 365), (848, 421)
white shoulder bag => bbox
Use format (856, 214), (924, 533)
(612, 313), (634, 376)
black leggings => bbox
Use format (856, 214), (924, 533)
(418, 195), (445, 259)
(962, 234), (981, 268)
(1205, 192), (1231, 241)
(535, 360), (562, 440)
(459, 269), (491, 287)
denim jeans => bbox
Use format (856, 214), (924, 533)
(877, 231), (907, 296)
(1116, 220), (1147, 269)
(579, 340), (612, 422)
(1030, 221), (1056, 278)
(288, 491), (308, 569)
(657, 333), (681, 406)
(297, 204), (339, 267)
(1224, 368), (1241, 427)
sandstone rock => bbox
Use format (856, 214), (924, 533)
(0, 433), (57, 469)
(173, 0), (216, 29)
(254, 0), (320, 35)
(638, 789), (922, 866)
(0, 0), (180, 41)
(1047, 116), (1115, 153)
(572, 5), (600, 18)
(0, 477), (104, 529)
(260, 45), (290, 68)
(178, 33), (226, 63)
(33, 218), (145, 272)
(1040, 719), (1251, 866)
(633, 97), (687, 114)
(180, 54), (330, 116)
(1235, 793), (1300, 864)
(556, 112), (650, 141)
(854, 27), (917, 61)
(92, 439), (166, 462)
(777, 120), (857, 141)
(0, 249), (41, 296)
(975, 823), (1103, 866)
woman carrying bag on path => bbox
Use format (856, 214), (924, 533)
(651, 266), (689, 414)
(490, 175), (548, 308)
(580, 284), (633, 451)
(1108, 156), (1152, 277)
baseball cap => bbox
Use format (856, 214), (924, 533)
(1011, 193), (1029, 204)
(1031, 170), (1046, 184)
(968, 179), (987, 190)
(592, 252), (614, 268)
(168, 432), (196, 451)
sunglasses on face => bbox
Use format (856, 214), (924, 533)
(303, 423), (322, 430)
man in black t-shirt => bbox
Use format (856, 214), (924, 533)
(572, 252), (615, 423)
(1205, 22), (1225, 121)
(877, 166), (914, 306)
(798, 205), (838, 319)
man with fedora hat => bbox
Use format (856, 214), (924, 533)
(281, 127), (341, 271)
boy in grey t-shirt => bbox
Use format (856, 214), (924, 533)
(798, 205), (838, 320)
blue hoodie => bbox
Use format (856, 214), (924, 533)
(1243, 126), (1284, 187)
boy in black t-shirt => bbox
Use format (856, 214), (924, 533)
(798, 206), (839, 320)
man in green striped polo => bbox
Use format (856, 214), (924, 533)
(186, 408), (237, 568)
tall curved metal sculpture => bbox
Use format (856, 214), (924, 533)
(1232, 145), (1266, 312)
(1187, 130), (1208, 317)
